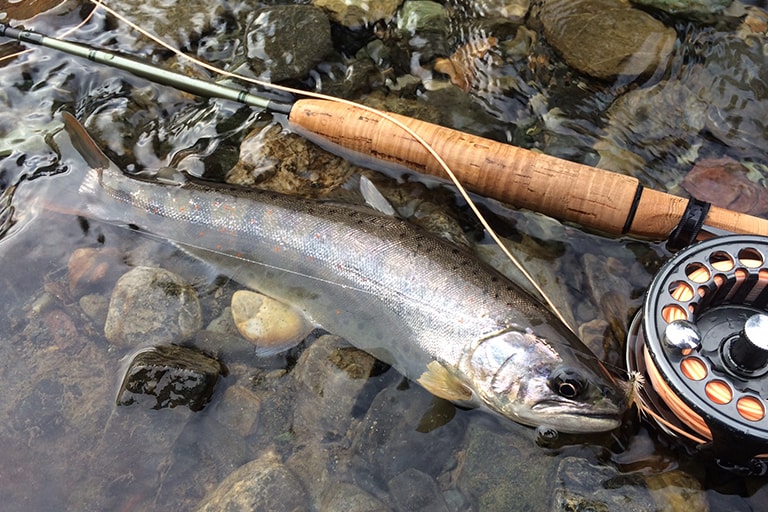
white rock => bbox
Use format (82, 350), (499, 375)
(231, 290), (312, 356)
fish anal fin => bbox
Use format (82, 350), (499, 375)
(417, 361), (473, 402)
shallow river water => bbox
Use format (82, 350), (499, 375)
(2, 0), (768, 510)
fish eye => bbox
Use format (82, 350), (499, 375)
(549, 367), (586, 399)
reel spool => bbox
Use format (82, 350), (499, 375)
(627, 235), (768, 474)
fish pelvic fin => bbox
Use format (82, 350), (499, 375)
(417, 361), (474, 403)
(359, 175), (397, 217)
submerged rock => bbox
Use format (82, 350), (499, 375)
(630, 0), (731, 14)
(108, 0), (228, 51)
(550, 458), (707, 512)
(539, 0), (676, 79)
(388, 468), (449, 512)
(313, 0), (404, 28)
(195, 451), (309, 512)
(242, 5), (333, 82)
(681, 157), (768, 216)
(230, 289), (312, 356)
(116, 344), (224, 411)
(104, 266), (202, 348)
(226, 122), (355, 197)
(318, 482), (390, 512)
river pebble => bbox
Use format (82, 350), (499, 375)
(213, 384), (262, 438)
(104, 266), (202, 348)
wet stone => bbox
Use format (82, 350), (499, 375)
(67, 247), (125, 297)
(318, 482), (390, 512)
(116, 345), (224, 412)
(539, 0), (676, 80)
(313, 0), (404, 28)
(629, 0), (732, 14)
(350, 383), (466, 484)
(241, 5), (333, 82)
(456, 419), (553, 510)
(195, 451), (309, 512)
(388, 468), (449, 512)
(227, 122), (356, 198)
(286, 335), (381, 503)
(230, 289), (312, 356)
(104, 266), (202, 348)
(213, 384), (262, 437)
(78, 294), (109, 328)
(108, 0), (228, 52)
(550, 457), (654, 512)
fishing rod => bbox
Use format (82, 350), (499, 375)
(2, 23), (767, 249)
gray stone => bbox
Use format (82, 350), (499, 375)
(455, 419), (554, 511)
(292, 334), (379, 438)
(104, 266), (202, 348)
(397, 1), (448, 35)
(388, 468), (449, 512)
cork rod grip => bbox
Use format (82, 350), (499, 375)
(288, 99), (768, 239)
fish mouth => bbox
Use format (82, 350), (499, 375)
(529, 400), (623, 433)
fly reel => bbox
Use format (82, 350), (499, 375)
(627, 235), (768, 474)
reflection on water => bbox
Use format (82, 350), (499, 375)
(1, 0), (768, 510)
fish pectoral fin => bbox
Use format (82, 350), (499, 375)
(417, 361), (474, 403)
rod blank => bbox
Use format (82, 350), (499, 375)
(0, 24), (292, 114)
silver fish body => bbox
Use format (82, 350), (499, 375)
(72, 125), (624, 433)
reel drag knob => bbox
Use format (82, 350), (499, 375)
(724, 313), (768, 375)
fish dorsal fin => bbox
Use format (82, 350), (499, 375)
(360, 175), (397, 217)
(417, 361), (473, 402)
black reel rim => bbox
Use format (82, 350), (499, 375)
(630, 235), (768, 465)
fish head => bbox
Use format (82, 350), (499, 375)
(467, 328), (625, 433)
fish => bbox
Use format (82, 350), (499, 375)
(63, 112), (625, 433)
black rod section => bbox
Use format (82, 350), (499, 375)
(0, 23), (293, 114)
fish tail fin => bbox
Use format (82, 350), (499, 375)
(61, 112), (111, 172)
(60, 111), (112, 205)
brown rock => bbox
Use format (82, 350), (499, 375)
(539, 0), (676, 79)
(681, 157), (768, 216)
